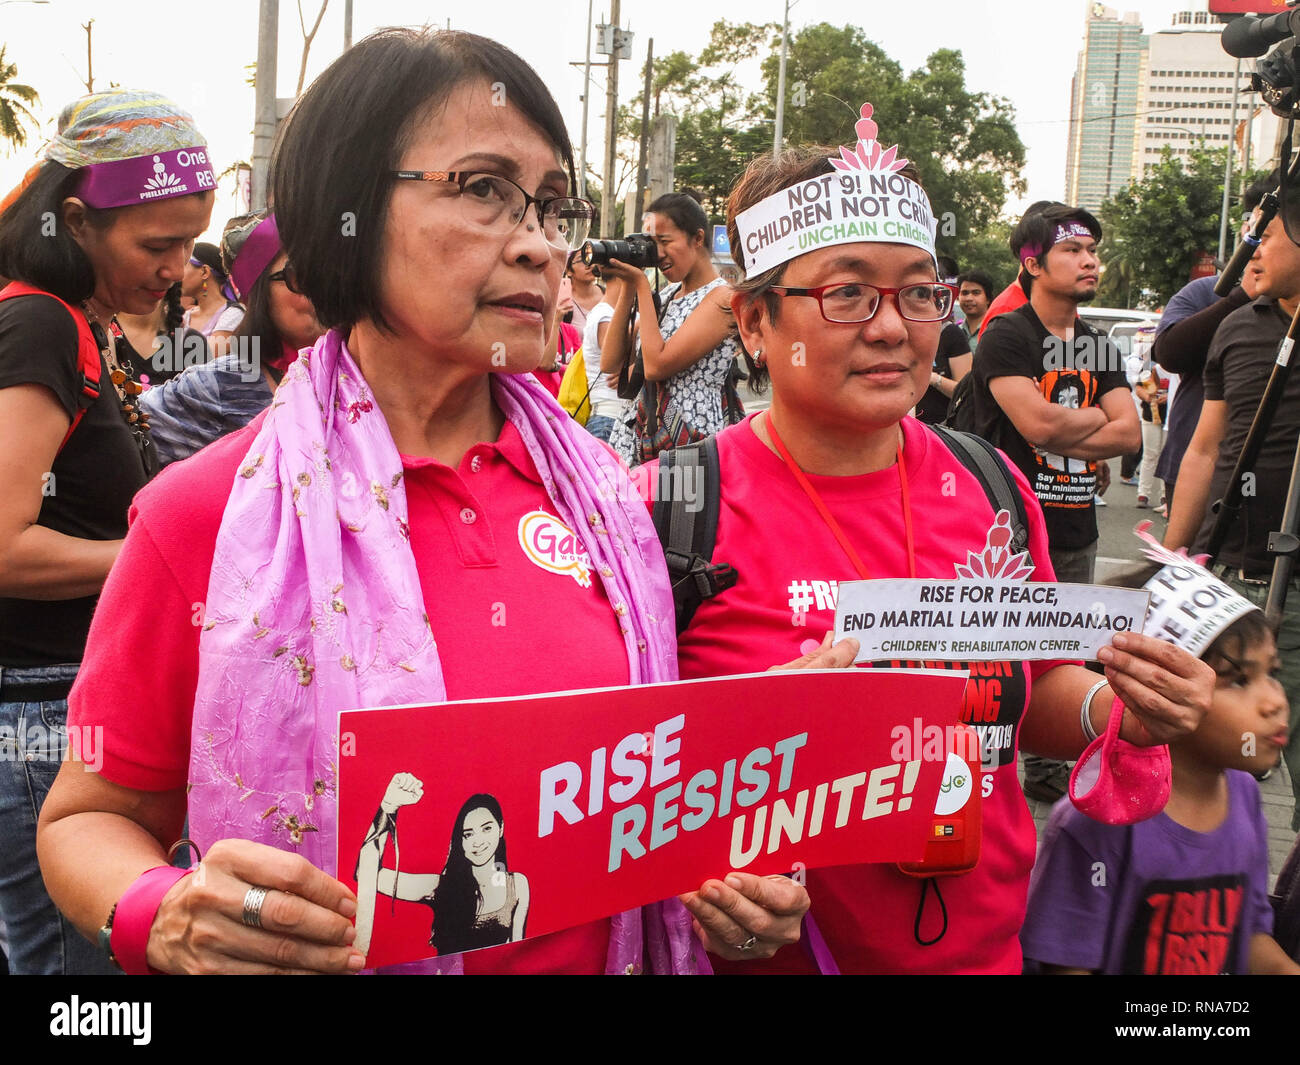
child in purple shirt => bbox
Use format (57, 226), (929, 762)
(1021, 549), (1299, 975)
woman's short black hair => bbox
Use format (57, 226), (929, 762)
(646, 190), (709, 243)
(271, 28), (575, 334)
(0, 162), (113, 303)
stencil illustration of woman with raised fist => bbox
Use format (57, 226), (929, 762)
(354, 773), (529, 958)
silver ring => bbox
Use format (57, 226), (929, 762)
(242, 886), (269, 928)
(736, 934), (757, 952)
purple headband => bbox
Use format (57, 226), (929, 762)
(73, 146), (215, 209)
(229, 215), (281, 302)
(1019, 221), (1095, 265)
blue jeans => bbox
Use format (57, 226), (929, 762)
(586, 414), (617, 443)
(0, 663), (118, 974)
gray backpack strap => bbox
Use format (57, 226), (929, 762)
(650, 437), (736, 633)
(926, 424), (1030, 555)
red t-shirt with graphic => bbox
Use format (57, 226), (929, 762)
(68, 411), (631, 975)
(668, 414), (1070, 974)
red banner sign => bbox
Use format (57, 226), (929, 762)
(1209, 1), (1289, 14)
(336, 668), (968, 969)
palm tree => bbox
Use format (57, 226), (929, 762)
(0, 46), (40, 155)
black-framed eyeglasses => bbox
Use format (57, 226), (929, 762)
(768, 281), (956, 324)
(389, 170), (594, 252)
(268, 264), (302, 294)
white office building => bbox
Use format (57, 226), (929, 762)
(1136, 6), (1253, 177)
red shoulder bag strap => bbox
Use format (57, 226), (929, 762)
(0, 281), (102, 451)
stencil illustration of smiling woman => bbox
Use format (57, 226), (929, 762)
(355, 773), (529, 957)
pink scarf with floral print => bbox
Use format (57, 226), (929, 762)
(188, 328), (706, 975)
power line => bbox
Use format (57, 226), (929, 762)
(1023, 92), (1255, 127)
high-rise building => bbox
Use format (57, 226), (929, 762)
(1136, 5), (1252, 177)
(1064, 4), (1147, 211)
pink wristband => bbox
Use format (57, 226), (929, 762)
(111, 866), (192, 975)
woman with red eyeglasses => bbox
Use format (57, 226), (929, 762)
(656, 131), (1216, 973)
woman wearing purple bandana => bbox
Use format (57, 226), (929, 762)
(37, 31), (709, 975)
(0, 88), (214, 974)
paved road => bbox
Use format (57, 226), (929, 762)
(1094, 469), (1167, 579)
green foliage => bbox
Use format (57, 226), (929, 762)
(1097, 147), (1270, 307)
(956, 222), (1018, 293)
(617, 21), (777, 224)
(612, 22), (1026, 267)
(759, 32), (1026, 262)
(0, 46), (40, 155)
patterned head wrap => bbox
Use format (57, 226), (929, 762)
(45, 90), (214, 209)
(222, 210), (282, 301)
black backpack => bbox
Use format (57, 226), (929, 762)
(652, 425), (1030, 633)
(944, 372), (979, 433)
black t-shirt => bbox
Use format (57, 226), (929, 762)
(1193, 297), (1300, 575)
(122, 326), (210, 388)
(914, 322), (971, 424)
(972, 303), (1129, 551)
(0, 294), (153, 665)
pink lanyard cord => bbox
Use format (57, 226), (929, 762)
(765, 413), (917, 580)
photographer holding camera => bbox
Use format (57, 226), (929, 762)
(597, 191), (742, 465)
(1166, 206), (1300, 831)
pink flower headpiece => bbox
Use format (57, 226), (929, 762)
(732, 99), (934, 277)
(829, 103), (910, 174)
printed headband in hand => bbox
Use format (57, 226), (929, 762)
(1133, 522), (1258, 659)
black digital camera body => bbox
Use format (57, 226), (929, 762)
(579, 234), (659, 270)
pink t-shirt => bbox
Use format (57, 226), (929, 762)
(69, 412), (631, 975)
(666, 414), (1069, 974)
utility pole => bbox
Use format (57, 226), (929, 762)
(1241, 105), (1254, 197)
(773, 0), (791, 155)
(252, 0), (279, 211)
(634, 38), (653, 232)
(1218, 57), (1242, 263)
(578, 0), (593, 198)
(600, 0), (621, 238)
(82, 20), (94, 93)
(344, 0), (352, 49)
(594, 4), (632, 237)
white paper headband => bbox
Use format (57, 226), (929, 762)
(1134, 522), (1259, 659)
(733, 103), (937, 277)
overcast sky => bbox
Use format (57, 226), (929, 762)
(1, 0), (1212, 242)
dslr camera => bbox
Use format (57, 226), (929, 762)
(578, 234), (659, 270)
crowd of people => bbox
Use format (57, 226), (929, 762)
(0, 25), (1296, 976)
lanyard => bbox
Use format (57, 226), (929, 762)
(765, 413), (917, 580)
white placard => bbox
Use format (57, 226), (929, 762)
(834, 579), (1151, 663)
